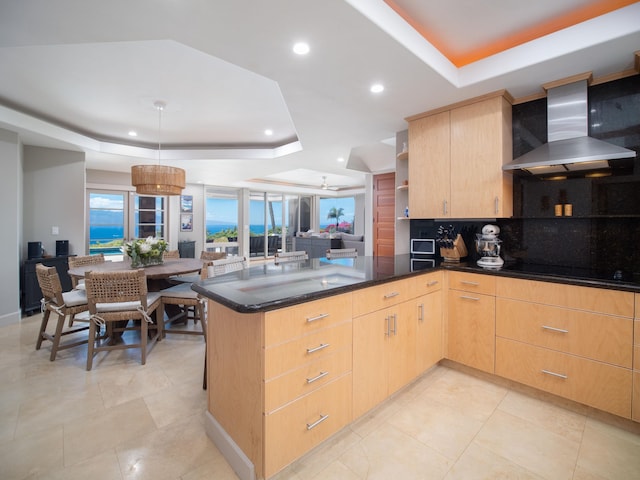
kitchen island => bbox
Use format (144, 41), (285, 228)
(193, 255), (640, 480)
(192, 255), (442, 480)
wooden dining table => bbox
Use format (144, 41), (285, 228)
(68, 258), (205, 291)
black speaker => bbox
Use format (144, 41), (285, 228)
(56, 240), (69, 257)
(28, 241), (43, 260)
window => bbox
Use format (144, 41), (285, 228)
(88, 191), (168, 258)
(205, 188), (239, 253)
(135, 195), (165, 238)
(88, 191), (126, 257)
(319, 196), (355, 234)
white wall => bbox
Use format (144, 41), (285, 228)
(23, 146), (85, 258)
(0, 129), (22, 325)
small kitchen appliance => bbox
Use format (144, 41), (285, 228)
(475, 224), (504, 268)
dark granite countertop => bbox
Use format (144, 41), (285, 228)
(192, 255), (640, 313)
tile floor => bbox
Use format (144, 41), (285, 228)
(2, 313), (640, 480)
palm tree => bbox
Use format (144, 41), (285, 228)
(327, 207), (344, 230)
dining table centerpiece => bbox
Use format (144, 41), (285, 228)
(123, 237), (168, 268)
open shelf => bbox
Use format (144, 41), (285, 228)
(396, 151), (408, 161)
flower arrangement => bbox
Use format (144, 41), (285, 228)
(122, 237), (168, 268)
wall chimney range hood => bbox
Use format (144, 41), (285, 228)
(503, 75), (636, 175)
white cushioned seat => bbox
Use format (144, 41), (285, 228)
(61, 289), (88, 307)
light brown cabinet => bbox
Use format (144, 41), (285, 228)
(633, 294), (640, 422)
(447, 271), (496, 373)
(494, 277), (634, 419)
(353, 283), (417, 419)
(415, 271), (444, 374)
(407, 91), (513, 219)
(208, 293), (353, 479)
(408, 111), (450, 219)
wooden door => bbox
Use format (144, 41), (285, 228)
(373, 172), (395, 257)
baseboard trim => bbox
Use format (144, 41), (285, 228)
(204, 411), (255, 480)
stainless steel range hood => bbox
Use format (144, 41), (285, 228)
(503, 78), (636, 175)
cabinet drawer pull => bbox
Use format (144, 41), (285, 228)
(418, 303), (424, 322)
(306, 313), (329, 323)
(461, 280), (479, 286)
(306, 343), (330, 354)
(391, 313), (397, 335)
(385, 316), (391, 336)
(495, 196), (499, 215)
(306, 414), (329, 430)
(542, 325), (569, 334)
(384, 292), (399, 299)
(541, 369), (568, 379)
(443, 200), (448, 215)
(459, 295), (480, 301)
(306, 371), (329, 384)
(426, 280), (439, 287)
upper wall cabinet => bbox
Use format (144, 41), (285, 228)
(407, 91), (514, 219)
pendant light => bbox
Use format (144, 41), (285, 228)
(131, 101), (185, 195)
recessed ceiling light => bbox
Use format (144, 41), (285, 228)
(337, 157), (345, 162)
(293, 42), (310, 55)
(128, 130), (137, 137)
(370, 83), (384, 93)
(264, 129), (273, 136)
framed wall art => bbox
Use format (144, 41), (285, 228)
(180, 213), (193, 232)
(180, 195), (193, 213)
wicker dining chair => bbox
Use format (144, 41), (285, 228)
(82, 269), (161, 370)
(163, 249), (180, 259)
(325, 248), (358, 259)
(200, 250), (227, 261)
(67, 253), (105, 288)
(207, 256), (247, 277)
(158, 261), (211, 339)
(35, 264), (91, 361)
(274, 250), (308, 264)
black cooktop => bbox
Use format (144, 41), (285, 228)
(500, 262), (638, 284)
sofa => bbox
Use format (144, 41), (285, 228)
(340, 233), (365, 256)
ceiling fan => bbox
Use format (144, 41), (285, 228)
(320, 176), (339, 191)
(319, 175), (360, 192)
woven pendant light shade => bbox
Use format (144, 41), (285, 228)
(131, 164), (186, 195)
(131, 100), (185, 196)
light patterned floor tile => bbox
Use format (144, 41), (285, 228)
(473, 409), (580, 480)
(0, 425), (64, 479)
(444, 442), (545, 480)
(36, 449), (123, 480)
(339, 422), (453, 480)
(387, 393), (486, 460)
(574, 417), (640, 480)
(116, 413), (220, 480)
(63, 397), (157, 466)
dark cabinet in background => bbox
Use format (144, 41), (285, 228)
(21, 255), (74, 315)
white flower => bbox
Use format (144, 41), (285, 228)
(139, 242), (152, 254)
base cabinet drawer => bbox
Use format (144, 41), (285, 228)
(264, 373), (352, 478)
(496, 337), (632, 419)
(496, 298), (633, 368)
(265, 347), (352, 412)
